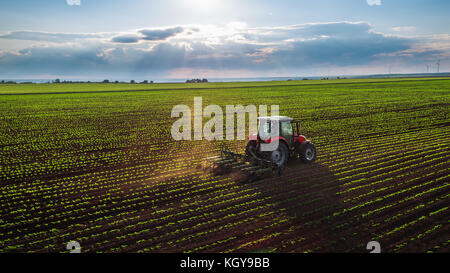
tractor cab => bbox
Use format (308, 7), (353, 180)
(257, 116), (305, 149)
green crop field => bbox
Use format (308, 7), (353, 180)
(0, 78), (449, 253)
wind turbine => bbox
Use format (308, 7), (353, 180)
(436, 60), (440, 73)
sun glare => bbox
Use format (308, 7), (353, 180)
(185, 0), (220, 13)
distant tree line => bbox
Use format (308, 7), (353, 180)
(320, 77), (347, 80)
(186, 78), (208, 83)
(0, 80), (19, 84)
(102, 79), (154, 84)
(0, 79), (156, 84)
(1, 77), (351, 84)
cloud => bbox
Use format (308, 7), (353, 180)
(111, 26), (188, 44)
(0, 45), (108, 77)
(0, 31), (101, 42)
(111, 35), (141, 43)
(366, 0), (381, 6)
(0, 22), (448, 78)
(139, 27), (184, 41)
(392, 26), (416, 32)
(66, 0), (81, 6)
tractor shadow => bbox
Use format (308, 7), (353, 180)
(244, 161), (368, 252)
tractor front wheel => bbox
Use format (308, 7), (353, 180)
(300, 142), (317, 163)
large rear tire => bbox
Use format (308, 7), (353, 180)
(300, 142), (317, 163)
(263, 142), (289, 166)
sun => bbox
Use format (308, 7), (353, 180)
(185, 0), (220, 13)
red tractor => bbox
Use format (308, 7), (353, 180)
(203, 116), (317, 181)
(245, 116), (317, 166)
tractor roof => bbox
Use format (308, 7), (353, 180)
(258, 116), (293, 121)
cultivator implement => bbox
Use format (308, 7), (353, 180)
(202, 149), (283, 182)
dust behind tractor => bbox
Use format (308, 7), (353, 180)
(203, 116), (317, 182)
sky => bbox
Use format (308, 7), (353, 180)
(0, 0), (449, 80)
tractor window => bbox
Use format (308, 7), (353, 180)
(259, 121), (271, 140)
(281, 121), (293, 137)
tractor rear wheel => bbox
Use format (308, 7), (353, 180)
(300, 142), (317, 163)
(263, 142), (289, 166)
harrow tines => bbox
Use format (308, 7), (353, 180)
(202, 149), (283, 182)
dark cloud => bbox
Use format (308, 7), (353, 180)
(139, 27), (184, 41)
(267, 28), (411, 67)
(135, 43), (188, 70)
(111, 35), (140, 43)
(110, 26), (186, 44)
(0, 46), (109, 76)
